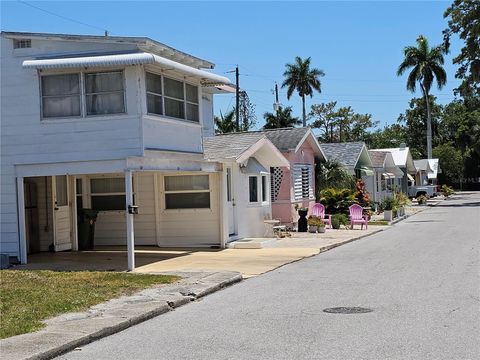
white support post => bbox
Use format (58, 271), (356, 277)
(16, 177), (27, 264)
(219, 171), (227, 249)
(125, 170), (135, 271)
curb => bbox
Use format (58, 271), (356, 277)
(318, 228), (385, 254)
(1, 271), (242, 360)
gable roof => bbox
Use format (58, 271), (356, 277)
(263, 127), (309, 151)
(414, 159), (433, 172)
(320, 142), (370, 169)
(203, 133), (265, 161)
(262, 127), (325, 159)
(370, 146), (416, 173)
(203, 133), (289, 167)
(368, 151), (389, 168)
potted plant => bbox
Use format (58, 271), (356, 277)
(331, 213), (348, 229)
(382, 197), (395, 221)
(441, 184), (454, 198)
(307, 216), (321, 233)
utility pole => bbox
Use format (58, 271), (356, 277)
(235, 65), (240, 131)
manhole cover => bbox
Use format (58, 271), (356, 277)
(323, 307), (373, 314)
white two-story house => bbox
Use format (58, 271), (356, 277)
(0, 31), (287, 270)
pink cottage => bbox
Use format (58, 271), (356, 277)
(263, 128), (326, 225)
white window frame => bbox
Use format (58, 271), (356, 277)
(248, 175), (259, 204)
(40, 70), (126, 120)
(84, 71), (126, 116)
(261, 174), (269, 204)
(145, 70), (200, 124)
(89, 175), (130, 213)
(248, 174), (269, 205)
(163, 174), (211, 211)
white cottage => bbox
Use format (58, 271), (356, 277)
(0, 31), (279, 270)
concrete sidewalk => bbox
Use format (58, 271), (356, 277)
(0, 271), (242, 360)
(135, 226), (388, 277)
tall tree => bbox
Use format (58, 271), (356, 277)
(397, 96), (444, 158)
(214, 109), (236, 134)
(443, 0), (480, 98)
(238, 91), (257, 131)
(397, 35), (447, 159)
(309, 101), (337, 142)
(263, 106), (301, 129)
(282, 56), (325, 127)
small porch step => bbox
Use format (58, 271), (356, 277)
(227, 238), (277, 249)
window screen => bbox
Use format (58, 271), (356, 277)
(41, 74), (81, 118)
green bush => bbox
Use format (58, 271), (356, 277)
(319, 188), (357, 215)
(331, 213), (349, 229)
(382, 196), (396, 211)
(441, 184), (454, 197)
(307, 216), (324, 227)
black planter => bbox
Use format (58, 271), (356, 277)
(297, 209), (308, 232)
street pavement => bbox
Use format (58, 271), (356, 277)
(59, 192), (480, 360)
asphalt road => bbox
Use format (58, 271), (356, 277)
(59, 192), (480, 360)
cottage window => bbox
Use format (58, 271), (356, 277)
(41, 74), (81, 118)
(85, 71), (125, 115)
(90, 177), (126, 211)
(249, 176), (258, 203)
(261, 175), (268, 203)
(146, 72), (163, 115)
(164, 175), (210, 209)
(145, 72), (199, 122)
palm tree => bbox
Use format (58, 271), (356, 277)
(397, 35), (447, 158)
(282, 56), (325, 127)
(214, 109), (236, 134)
(263, 106), (302, 129)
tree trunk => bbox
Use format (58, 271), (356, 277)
(422, 85), (433, 159)
(302, 95), (306, 127)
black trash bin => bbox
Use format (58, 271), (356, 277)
(77, 209), (99, 250)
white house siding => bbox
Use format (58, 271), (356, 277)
(201, 93), (214, 137)
(94, 172), (220, 247)
(143, 116), (204, 153)
(156, 172), (221, 247)
(1, 36), (145, 256)
(233, 165), (272, 238)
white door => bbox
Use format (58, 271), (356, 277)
(53, 175), (72, 251)
(226, 167), (236, 236)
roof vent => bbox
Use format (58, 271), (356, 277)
(399, 142), (406, 149)
(13, 39), (31, 49)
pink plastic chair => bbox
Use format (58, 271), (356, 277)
(349, 204), (368, 230)
(310, 203), (332, 228)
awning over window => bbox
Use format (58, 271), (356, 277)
(240, 157), (269, 174)
(358, 166), (374, 176)
(382, 172), (395, 179)
(22, 52), (232, 86)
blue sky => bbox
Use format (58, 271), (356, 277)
(1, 1), (462, 130)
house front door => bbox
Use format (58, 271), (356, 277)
(53, 175), (72, 251)
(226, 167), (236, 236)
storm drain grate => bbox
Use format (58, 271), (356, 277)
(323, 307), (373, 314)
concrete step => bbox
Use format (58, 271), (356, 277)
(227, 238), (277, 249)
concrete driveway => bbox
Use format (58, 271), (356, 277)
(17, 226), (386, 278)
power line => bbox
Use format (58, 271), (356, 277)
(18, 0), (109, 34)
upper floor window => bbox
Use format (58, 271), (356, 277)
(40, 71), (125, 119)
(41, 74), (81, 118)
(85, 72), (125, 115)
(13, 39), (31, 49)
(146, 72), (199, 123)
